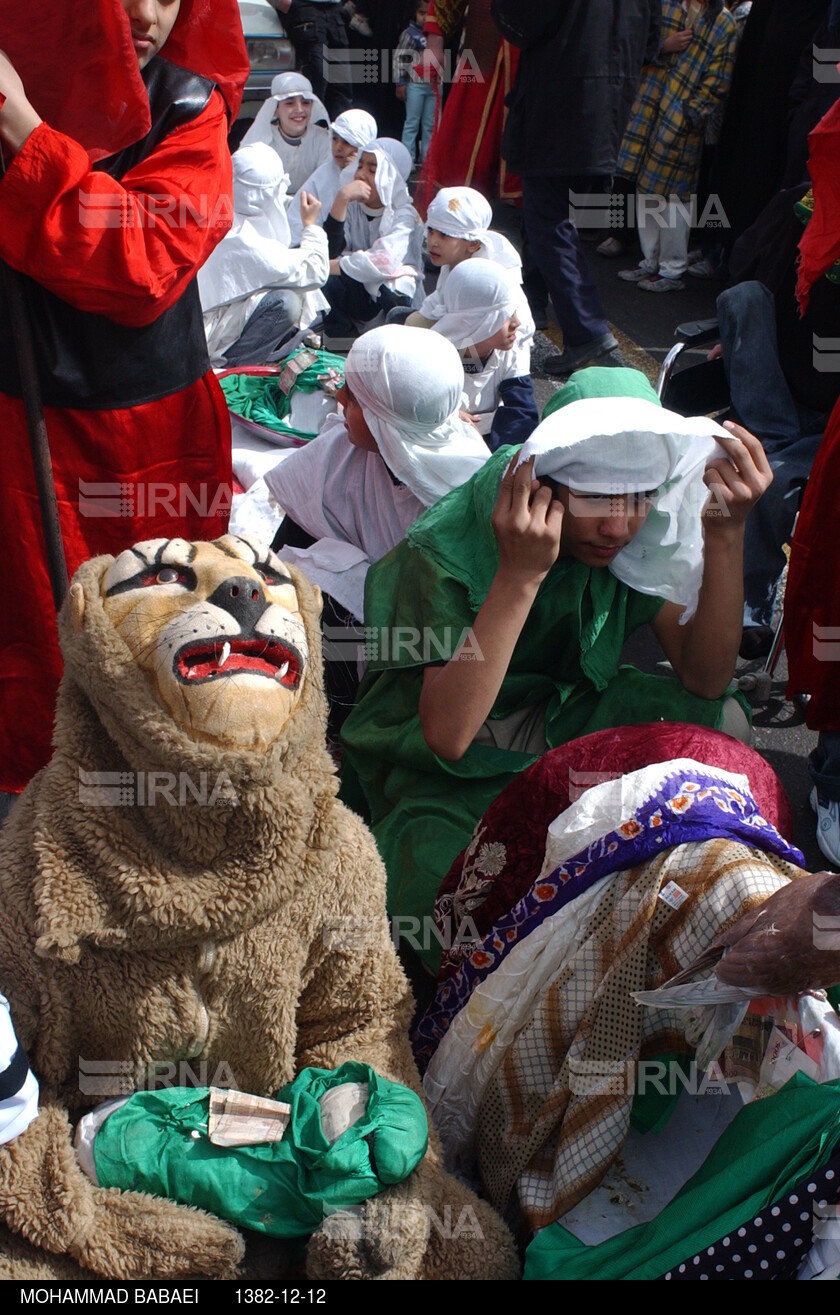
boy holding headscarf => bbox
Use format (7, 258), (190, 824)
(341, 368), (772, 970)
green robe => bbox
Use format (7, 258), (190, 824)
(341, 442), (741, 973)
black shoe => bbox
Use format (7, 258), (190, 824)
(543, 332), (619, 377)
(739, 625), (774, 660)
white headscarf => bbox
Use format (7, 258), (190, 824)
(426, 187), (492, 240)
(377, 137), (413, 181)
(240, 73), (331, 194)
(198, 143), (292, 310)
(286, 110), (379, 244)
(426, 186), (521, 270)
(269, 71), (329, 128)
(343, 326), (490, 505)
(517, 397), (732, 620)
(340, 142), (423, 299)
(332, 108), (377, 150)
(431, 258), (519, 350)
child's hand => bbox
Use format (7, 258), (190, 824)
(492, 455), (564, 586)
(662, 27), (694, 53)
(339, 179), (372, 206)
(702, 423), (773, 531)
(298, 190), (322, 228)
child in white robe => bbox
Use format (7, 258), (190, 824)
(287, 109), (378, 246)
(432, 259), (539, 451)
(408, 186), (535, 378)
(198, 144), (329, 367)
(241, 71), (330, 196)
(264, 327), (490, 734)
(320, 141), (423, 342)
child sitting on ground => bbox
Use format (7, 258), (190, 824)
(431, 258), (538, 450)
(266, 326), (490, 733)
(320, 141), (423, 342)
(340, 367), (772, 970)
(405, 185), (534, 366)
(198, 144), (329, 367)
(242, 71), (330, 196)
(286, 108), (377, 245)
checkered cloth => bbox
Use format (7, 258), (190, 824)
(475, 838), (800, 1230)
(616, 2), (738, 200)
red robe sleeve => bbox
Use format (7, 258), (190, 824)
(0, 89), (232, 328)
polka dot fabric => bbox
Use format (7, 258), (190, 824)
(661, 1152), (840, 1280)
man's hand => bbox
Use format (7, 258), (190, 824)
(396, 84), (407, 102)
(299, 189), (322, 228)
(702, 422), (773, 532)
(492, 455), (565, 587)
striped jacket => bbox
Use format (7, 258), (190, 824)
(617, 1), (738, 200)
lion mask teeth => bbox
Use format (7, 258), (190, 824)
(218, 641), (231, 670)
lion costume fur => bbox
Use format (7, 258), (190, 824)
(0, 534), (519, 1281)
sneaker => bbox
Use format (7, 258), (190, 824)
(637, 275), (686, 292)
(543, 332), (619, 377)
(687, 258), (725, 280)
(810, 787), (840, 868)
(596, 236), (626, 258)
(618, 267), (650, 282)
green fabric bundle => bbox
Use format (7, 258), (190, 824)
(92, 1062), (429, 1237)
(219, 348), (346, 440)
(525, 1073), (840, 1280)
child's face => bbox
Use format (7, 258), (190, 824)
(336, 383), (378, 453)
(355, 152), (383, 208)
(276, 95), (313, 139)
(123, 0), (181, 68)
(544, 482), (655, 567)
(331, 133), (359, 170)
(415, 1), (431, 22)
(468, 313), (520, 360)
(425, 228), (480, 268)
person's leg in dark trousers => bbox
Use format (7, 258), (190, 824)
(321, 272), (411, 339)
(284, 1), (352, 119)
(521, 174), (612, 350)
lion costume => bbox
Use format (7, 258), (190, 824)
(0, 534), (519, 1281)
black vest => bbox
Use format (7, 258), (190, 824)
(0, 58), (217, 410)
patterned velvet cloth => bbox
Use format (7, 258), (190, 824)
(432, 724), (794, 987)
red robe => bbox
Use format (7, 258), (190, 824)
(785, 394), (840, 731)
(0, 93), (234, 792)
(413, 0), (521, 218)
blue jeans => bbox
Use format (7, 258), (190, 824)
(220, 289), (303, 366)
(717, 281), (828, 629)
(401, 82), (436, 163)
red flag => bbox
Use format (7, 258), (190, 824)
(0, 0), (248, 162)
(796, 97), (840, 313)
